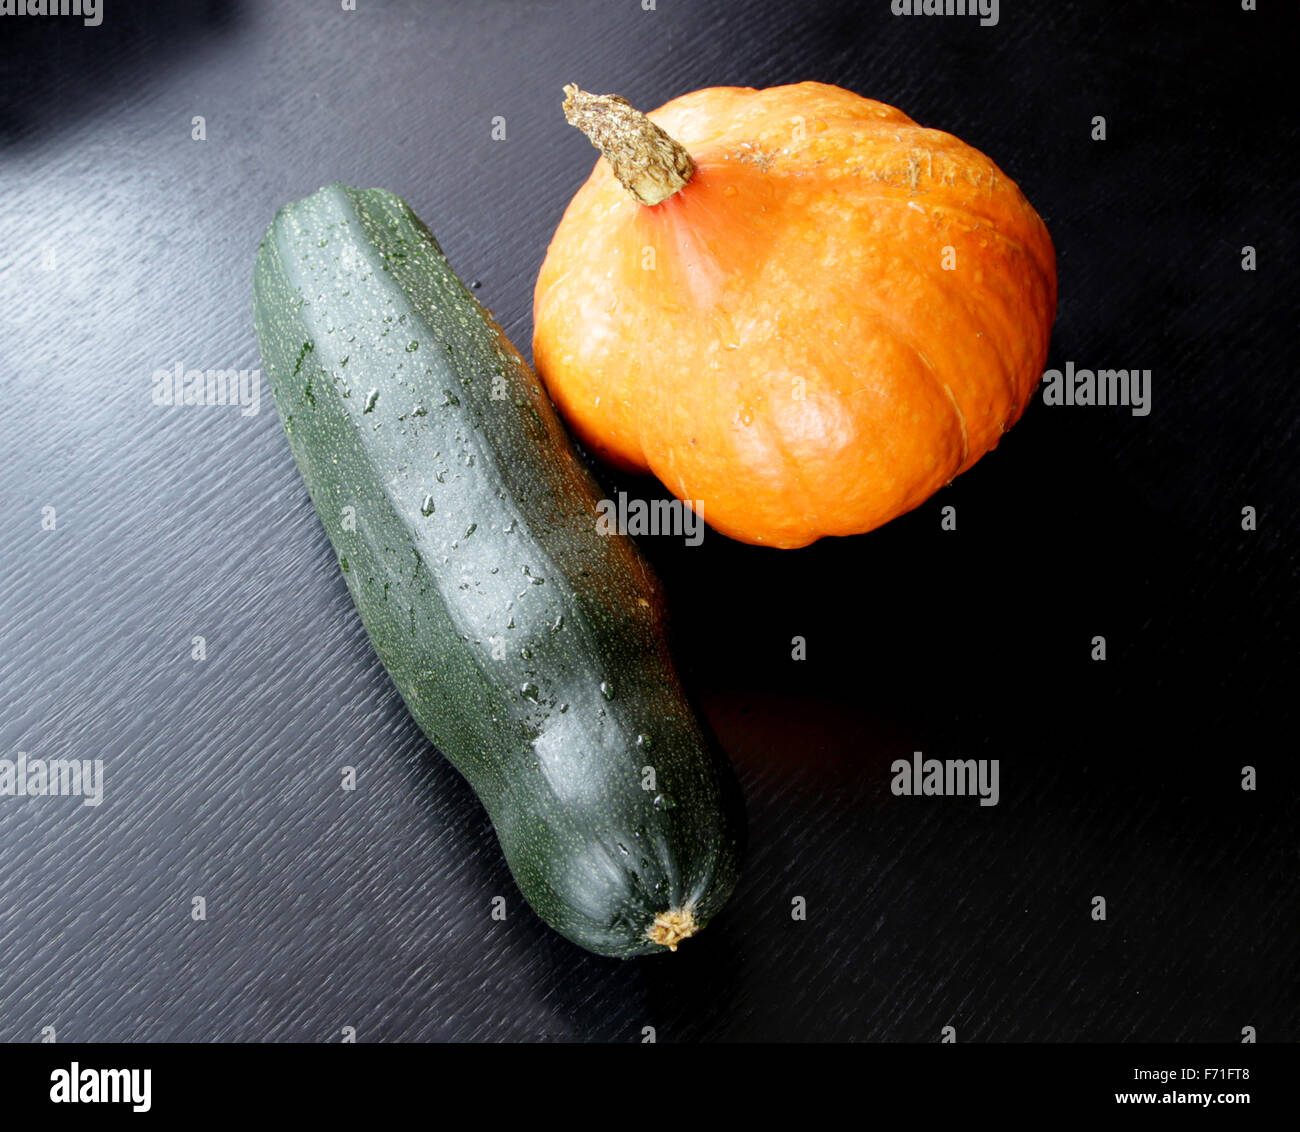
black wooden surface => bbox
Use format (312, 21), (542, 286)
(0, 0), (1295, 1042)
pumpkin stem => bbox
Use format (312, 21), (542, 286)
(562, 84), (695, 207)
(646, 906), (698, 951)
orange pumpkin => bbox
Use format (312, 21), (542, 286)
(533, 82), (1057, 548)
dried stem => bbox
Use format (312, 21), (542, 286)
(646, 906), (698, 951)
(562, 84), (695, 206)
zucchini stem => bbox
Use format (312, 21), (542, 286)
(647, 906), (698, 951)
(562, 84), (695, 207)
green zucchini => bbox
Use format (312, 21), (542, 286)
(252, 184), (744, 958)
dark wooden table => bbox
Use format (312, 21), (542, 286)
(0, 0), (1294, 1042)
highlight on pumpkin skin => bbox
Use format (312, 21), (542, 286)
(629, 162), (751, 314)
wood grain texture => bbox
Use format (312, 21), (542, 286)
(0, 0), (1295, 1042)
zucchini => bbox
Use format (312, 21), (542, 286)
(252, 184), (744, 958)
